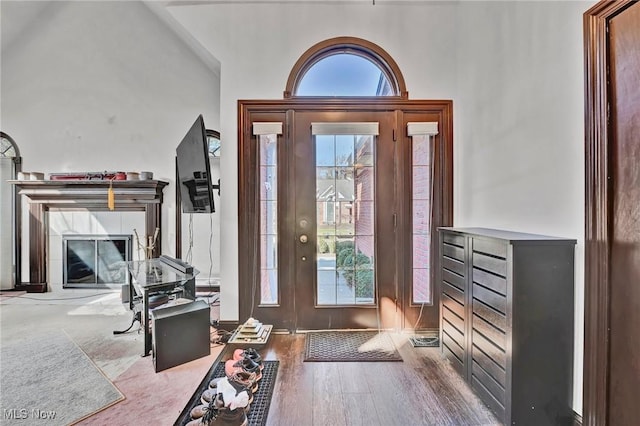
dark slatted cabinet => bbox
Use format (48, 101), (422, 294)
(440, 231), (468, 377)
(438, 227), (576, 425)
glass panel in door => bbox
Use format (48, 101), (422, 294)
(316, 134), (375, 305)
(294, 111), (396, 330)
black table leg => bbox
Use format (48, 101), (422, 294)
(142, 291), (151, 357)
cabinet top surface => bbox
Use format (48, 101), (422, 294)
(125, 259), (198, 289)
(439, 227), (576, 244)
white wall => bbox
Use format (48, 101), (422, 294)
(165, 0), (459, 321)
(0, 0), (221, 283)
(1, 0), (593, 414)
(166, 0), (589, 413)
(455, 1), (591, 412)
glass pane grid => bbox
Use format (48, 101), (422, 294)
(316, 134), (375, 306)
(259, 134), (277, 166)
(260, 166), (277, 201)
(411, 135), (432, 305)
(259, 134), (278, 304)
(412, 134), (430, 166)
(413, 268), (431, 304)
(412, 166), (430, 200)
(260, 269), (277, 305)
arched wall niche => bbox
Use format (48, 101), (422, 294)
(284, 36), (409, 99)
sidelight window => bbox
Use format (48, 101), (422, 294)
(408, 122), (439, 304)
(254, 123), (283, 305)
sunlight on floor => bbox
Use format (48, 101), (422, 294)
(68, 292), (126, 316)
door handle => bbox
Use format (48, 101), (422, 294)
(299, 234), (308, 244)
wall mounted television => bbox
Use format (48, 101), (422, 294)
(176, 115), (215, 213)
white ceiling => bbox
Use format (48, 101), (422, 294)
(0, 1), (220, 74)
(0, 0), (442, 70)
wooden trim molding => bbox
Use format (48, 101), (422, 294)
(583, 1), (635, 425)
(284, 36), (408, 99)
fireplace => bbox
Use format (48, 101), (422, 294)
(63, 234), (131, 288)
(10, 179), (168, 292)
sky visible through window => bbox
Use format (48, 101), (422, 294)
(296, 53), (387, 96)
(315, 134), (355, 167)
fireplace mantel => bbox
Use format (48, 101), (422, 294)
(11, 179), (169, 292)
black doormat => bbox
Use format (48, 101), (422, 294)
(174, 360), (279, 426)
(304, 331), (403, 362)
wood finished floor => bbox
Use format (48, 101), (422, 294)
(231, 333), (501, 426)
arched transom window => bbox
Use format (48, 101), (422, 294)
(285, 36), (408, 98)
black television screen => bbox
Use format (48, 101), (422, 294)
(176, 115), (215, 213)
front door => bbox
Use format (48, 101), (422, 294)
(292, 111), (396, 330)
(238, 100), (453, 332)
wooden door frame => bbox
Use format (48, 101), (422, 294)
(583, 1), (635, 424)
(237, 98), (453, 331)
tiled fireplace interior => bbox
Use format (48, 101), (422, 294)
(47, 211), (145, 291)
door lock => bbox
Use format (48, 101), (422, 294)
(299, 234), (308, 243)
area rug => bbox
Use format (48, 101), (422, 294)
(304, 331), (403, 362)
(0, 330), (124, 425)
(175, 360), (279, 426)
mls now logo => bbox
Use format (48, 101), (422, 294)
(3, 408), (57, 420)
(3, 409), (28, 420)
(31, 409), (57, 419)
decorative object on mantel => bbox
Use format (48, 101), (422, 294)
(17, 171), (45, 180)
(49, 171), (127, 180)
(107, 179), (115, 210)
(139, 171), (153, 180)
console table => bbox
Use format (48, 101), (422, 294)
(126, 258), (198, 357)
(10, 179), (168, 292)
